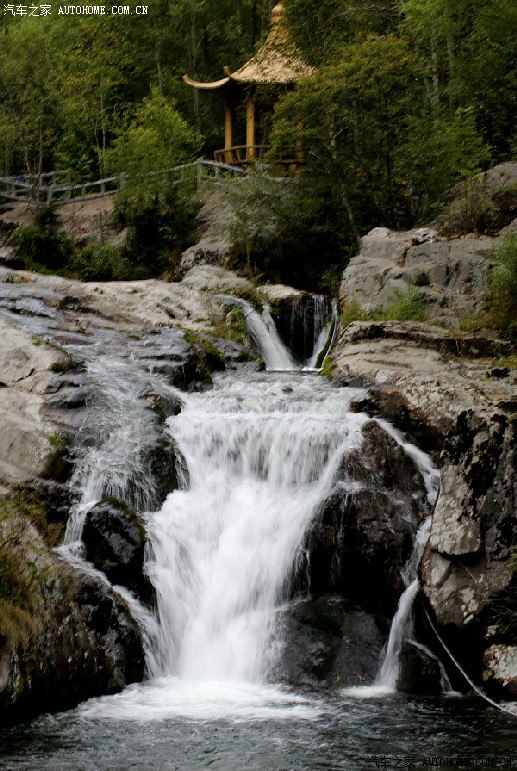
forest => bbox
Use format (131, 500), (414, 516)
(1, 0), (516, 289)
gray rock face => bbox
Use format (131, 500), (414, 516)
(296, 421), (427, 616)
(0, 317), (71, 487)
(332, 287), (517, 699)
(423, 411), (517, 635)
(177, 190), (234, 280)
(0, 520), (144, 722)
(483, 645), (517, 699)
(341, 226), (496, 320)
(333, 320), (516, 448)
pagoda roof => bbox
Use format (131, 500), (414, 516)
(183, 3), (315, 91)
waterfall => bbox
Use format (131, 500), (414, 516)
(216, 294), (296, 370)
(344, 425), (441, 698)
(144, 372), (369, 681)
(374, 518), (431, 692)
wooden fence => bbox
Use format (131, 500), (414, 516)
(0, 159), (247, 205)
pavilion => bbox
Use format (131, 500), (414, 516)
(183, 2), (315, 166)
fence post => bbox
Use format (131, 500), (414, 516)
(196, 161), (203, 191)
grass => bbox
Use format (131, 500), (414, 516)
(487, 234), (517, 341)
(204, 307), (249, 346)
(341, 286), (428, 328)
(48, 431), (66, 453)
(0, 505), (44, 646)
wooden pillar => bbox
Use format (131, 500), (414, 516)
(224, 98), (233, 152)
(246, 96), (256, 160)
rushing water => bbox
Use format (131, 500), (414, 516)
(2, 292), (517, 768)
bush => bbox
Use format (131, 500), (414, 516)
(12, 204), (75, 271)
(115, 185), (199, 277)
(67, 242), (138, 282)
(341, 286), (427, 327)
(222, 168), (350, 291)
(487, 235), (517, 339)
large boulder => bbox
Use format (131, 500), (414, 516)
(297, 420), (427, 616)
(0, 517), (144, 722)
(273, 596), (387, 689)
(422, 409), (517, 696)
(340, 226), (496, 321)
(83, 499), (153, 603)
(0, 318), (73, 487)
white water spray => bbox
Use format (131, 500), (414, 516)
(145, 373), (369, 682)
(216, 295), (296, 370)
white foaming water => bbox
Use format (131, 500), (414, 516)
(344, 432), (439, 700)
(146, 372), (369, 682)
(216, 295), (296, 371)
(78, 678), (323, 722)
(80, 371), (369, 721)
(61, 352), (184, 554)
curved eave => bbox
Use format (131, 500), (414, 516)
(182, 74), (231, 91)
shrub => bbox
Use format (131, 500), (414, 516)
(222, 168), (350, 291)
(487, 234), (517, 339)
(67, 242), (138, 282)
(114, 185), (199, 277)
(12, 204), (75, 271)
(341, 286), (427, 327)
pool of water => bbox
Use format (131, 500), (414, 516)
(1, 685), (516, 770)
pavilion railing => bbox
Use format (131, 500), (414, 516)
(214, 146), (302, 167)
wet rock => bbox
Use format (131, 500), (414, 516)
(398, 641), (443, 695)
(146, 434), (186, 508)
(274, 596), (387, 689)
(145, 391), (182, 421)
(298, 421), (426, 616)
(0, 519), (144, 723)
(83, 499), (152, 603)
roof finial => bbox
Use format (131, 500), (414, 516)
(272, 2), (283, 25)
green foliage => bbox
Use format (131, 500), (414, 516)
(12, 205), (75, 271)
(115, 185), (199, 277)
(68, 243), (137, 282)
(272, 34), (489, 236)
(284, 0), (399, 65)
(341, 287), (428, 327)
(487, 235), (517, 339)
(206, 307), (250, 346)
(222, 168), (350, 290)
(106, 88), (198, 201)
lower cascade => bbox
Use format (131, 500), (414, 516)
(54, 298), (449, 721)
(148, 372), (368, 683)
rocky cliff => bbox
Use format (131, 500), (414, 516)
(336, 190), (517, 702)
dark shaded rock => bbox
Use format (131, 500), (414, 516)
(297, 421), (427, 616)
(146, 434), (186, 507)
(273, 596), (387, 689)
(367, 384), (444, 457)
(331, 374), (368, 389)
(0, 521), (144, 724)
(130, 328), (207, 390)
(83, 499), (152, 604)
(398, 641), (443, 695)
(145, 391), (182, 422)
